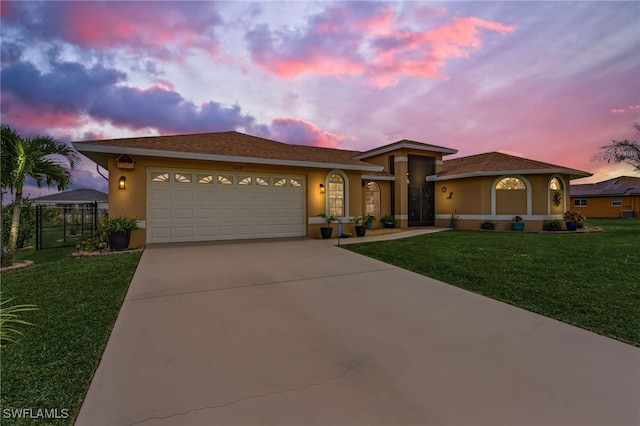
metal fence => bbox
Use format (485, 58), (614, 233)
(36, 202), (108, 250)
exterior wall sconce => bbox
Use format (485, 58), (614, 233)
(319, 183), (325, 194)
(118, 176), (127, 190)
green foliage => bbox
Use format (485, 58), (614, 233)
(317, 213), (339, 225)
(543, 220), (565, 231)
(345, 218), (640, 346)
(480, 220), (496, 230)
(512, 215), (524, 223)
(99, 215), (140, 233)
(2, 199), (35, 248)
(2, 247), (141, 423)
(0, 295), (38, 347)
(563, 210), (586, 223)
(381, 214), (396, 224)
(351, 215), (371, 225)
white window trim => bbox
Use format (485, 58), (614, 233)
(326, 170), (349, 219)
(364, 181), (381, 217)
(573, 199), (587, 207)
(611, 197), (623, 207)
(491, 175), (532, 216)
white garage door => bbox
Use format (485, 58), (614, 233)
(147, 168), (306, 243)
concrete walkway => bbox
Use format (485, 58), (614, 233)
(76, 237), (639, 426)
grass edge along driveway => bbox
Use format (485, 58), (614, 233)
(344, 219), (639, 347)
(1, 248), (142, 425)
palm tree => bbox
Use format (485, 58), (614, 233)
(1, 125), (78, 267)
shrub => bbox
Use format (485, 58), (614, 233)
(98, 215), (139, 233)
(480, 220), (496, 230)
(563, 210), (586, 223)
(1, 198), (36, 249)
(543, 220), (564, 231)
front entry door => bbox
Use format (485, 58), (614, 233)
(408, 155), (435, 227)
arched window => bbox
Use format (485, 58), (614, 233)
(365, 182), (380, 217)
(496, 177), (526, 190)
(549, 177), (562, 190)
(328, 172), (345, 217)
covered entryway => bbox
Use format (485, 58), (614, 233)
(147, 168), (305, 243)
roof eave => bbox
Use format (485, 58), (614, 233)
(427, 169), (593, 181)
(73, 143), (383, 172)
(355, 142), (458, 160)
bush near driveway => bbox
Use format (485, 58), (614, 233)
(344, 219), (640, 346)
(1, 247), (141, 425)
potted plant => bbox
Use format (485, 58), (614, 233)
(563, 210), (585, 231)
(317, 214), (339, 239)
(449, 210), (459, 228)
(365, 215), (374, 230)
(99, 215), (140, 251)
(381, 215), (396, 228)
(351, 215), (370, 237)
(511, 216), (525, 231)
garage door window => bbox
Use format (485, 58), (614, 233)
(238, 176), (252, 185)
(274, 178), (287, 186)
(151, 172), (170, 182)
(218, 175), (233, 185)
(197, 174), (214, 184)
(290, 178), (303, 187)
(256, 177), (269, 186)
(174, 173), (192, 183)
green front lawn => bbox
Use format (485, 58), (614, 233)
(344, 218), (640, 346)
(1, 248), (142, 425)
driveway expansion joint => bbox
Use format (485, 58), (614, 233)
(127, 353), (379, 425)
(125, 267), (399, 302)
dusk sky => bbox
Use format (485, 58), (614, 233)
(1, 0), (639, 198)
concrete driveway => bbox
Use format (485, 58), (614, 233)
(76, 238), (639, 426)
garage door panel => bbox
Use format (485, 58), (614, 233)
(148, 168), (305, 243)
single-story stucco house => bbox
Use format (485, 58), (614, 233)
(570, 176), (640, 218)
(73, 131), (592, 248)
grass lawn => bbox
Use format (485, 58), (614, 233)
(344, 218), (640, 346)
(1, 247), (142, 425)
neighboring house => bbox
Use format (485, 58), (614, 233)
(570, 176), (640, 218)
(32, 188), (108, 207)
(73, 131), (591, 247)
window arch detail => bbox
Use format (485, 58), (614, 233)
(326, 170), (349, 217)
(491, 175), (532, 216)
(496, 177), (526, 190)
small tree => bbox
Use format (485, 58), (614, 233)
(1, 125), (78, 266)
(593, 123), (640, 171)
(2, 198), (36, 249)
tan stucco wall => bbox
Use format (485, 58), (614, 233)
(434, 174), (574, 231)
(107, 155), (372, 245)
(569, 195), (639, 218)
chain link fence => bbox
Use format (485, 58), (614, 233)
(36, 202), (108, 250)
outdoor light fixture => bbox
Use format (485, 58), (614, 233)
(118, 176), (126, 190)
(319, 183), (325, 194)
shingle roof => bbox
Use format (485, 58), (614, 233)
(74, 131), (380, 171)
(32, 188), (108, 204)
(570, 176), (640, 197)
(437, 152), (591, 179)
